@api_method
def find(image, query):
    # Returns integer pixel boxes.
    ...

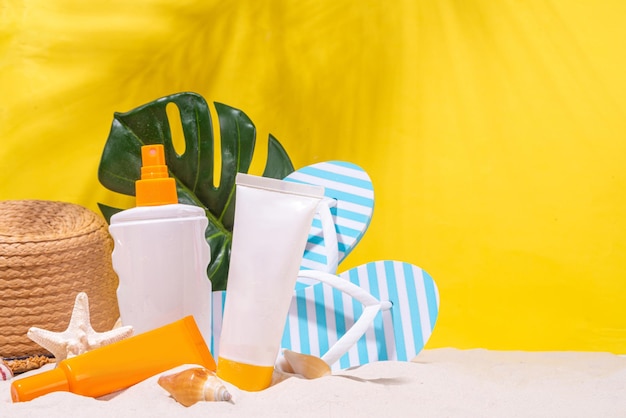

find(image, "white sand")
[2,349,625,417]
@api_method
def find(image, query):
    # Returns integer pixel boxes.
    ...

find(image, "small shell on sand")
[158,367,232,407]
[0,360,13,381]
[272,349,331,386]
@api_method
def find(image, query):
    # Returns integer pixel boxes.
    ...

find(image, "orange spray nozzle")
[135,145,178,206]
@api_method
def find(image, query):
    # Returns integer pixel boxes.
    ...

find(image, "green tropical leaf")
[97,203,123,224]
[263,133,296,180]
[98,92,294,290]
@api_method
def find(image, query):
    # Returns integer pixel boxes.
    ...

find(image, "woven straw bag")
[0,200,120,358]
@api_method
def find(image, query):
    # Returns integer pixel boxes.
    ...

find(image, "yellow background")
[1,0,625,352]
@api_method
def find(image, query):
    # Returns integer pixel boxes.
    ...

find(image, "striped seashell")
[0,360,13,381]
[158,367,232,407]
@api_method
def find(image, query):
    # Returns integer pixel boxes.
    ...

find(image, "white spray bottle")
[108,144,212,344]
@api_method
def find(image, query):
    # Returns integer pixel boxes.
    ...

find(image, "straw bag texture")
[0,200,120,358]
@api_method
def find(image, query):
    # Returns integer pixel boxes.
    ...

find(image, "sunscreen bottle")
[108,145,212,343]
[11,316,215,402]
[216,173,323,391]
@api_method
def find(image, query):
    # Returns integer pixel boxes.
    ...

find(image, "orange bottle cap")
[11,367,69,402]
[135,145,178,206]
[216,356,275,392]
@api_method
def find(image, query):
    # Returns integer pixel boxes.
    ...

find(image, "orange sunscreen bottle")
[11,316,215,402]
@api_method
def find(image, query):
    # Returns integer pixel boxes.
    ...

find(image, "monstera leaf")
[98,92,295,290]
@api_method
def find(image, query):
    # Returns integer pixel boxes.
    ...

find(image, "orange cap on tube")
[216,356,275,392]
[135,145,178,206]
[11,368,69,402]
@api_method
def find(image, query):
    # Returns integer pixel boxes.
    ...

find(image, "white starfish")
[27,292,134,361]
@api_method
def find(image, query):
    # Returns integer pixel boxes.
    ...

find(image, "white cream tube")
[216,173,323,391]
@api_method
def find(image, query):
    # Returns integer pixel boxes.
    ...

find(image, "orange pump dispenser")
[135,144,178,206]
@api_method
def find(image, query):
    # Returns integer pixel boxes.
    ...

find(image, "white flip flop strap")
[297,270,392,367]
[316,198,339,273]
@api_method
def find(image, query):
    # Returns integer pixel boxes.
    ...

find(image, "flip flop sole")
[281,260,439,370]
[284,161,374,274]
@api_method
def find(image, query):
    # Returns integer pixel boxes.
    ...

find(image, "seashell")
[281,349,331,378]
[158,367,232,407]
[272,349,331,386]
[0,360,14,381]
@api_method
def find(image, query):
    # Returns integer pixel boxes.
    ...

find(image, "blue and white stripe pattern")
[283,161,374,275]
[280,261,439,371]
[210,290,227,358]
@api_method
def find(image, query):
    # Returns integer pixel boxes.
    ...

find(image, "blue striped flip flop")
[210,260,439,371]
[281,261,439,370]
[283,161,374,278]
